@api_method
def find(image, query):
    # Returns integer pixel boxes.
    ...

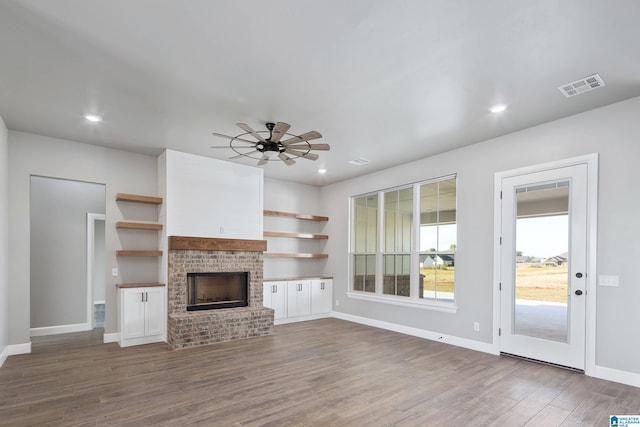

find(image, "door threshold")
[500,352,584,373]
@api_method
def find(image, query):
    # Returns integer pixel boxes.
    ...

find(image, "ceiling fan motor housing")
[257,122,286,153]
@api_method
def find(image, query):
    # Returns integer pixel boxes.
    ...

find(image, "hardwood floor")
[1,319,638,426]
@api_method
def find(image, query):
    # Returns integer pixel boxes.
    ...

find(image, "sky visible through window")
[517,215,568,258]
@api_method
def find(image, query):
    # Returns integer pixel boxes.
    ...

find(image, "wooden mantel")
[168,236,267,252]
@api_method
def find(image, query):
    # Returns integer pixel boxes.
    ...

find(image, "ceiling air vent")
[558,74,605,98]
[348,157,370,166]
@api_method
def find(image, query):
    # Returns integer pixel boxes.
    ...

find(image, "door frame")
[492,153,598,374]
[87,213,106,329]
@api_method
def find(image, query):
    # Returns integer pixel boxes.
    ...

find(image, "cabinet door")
[287,280,311,317]
[264,282,287,319]
[144,287,165,337]
[122,289,145,339]
[311,279,333,314]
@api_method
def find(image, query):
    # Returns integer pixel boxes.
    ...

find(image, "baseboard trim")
[589,364,640,388]
[30,323,90,337]
[8,342,31,355]
[103,332,119,344]
[332,312,498,355]
[0,346,8,367]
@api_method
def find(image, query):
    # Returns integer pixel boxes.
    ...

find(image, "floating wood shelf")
[116,282,166,289]
[264,253,328,259]
[263,231,328,240]
[263,210,328,222]
[116,221,163,230]
[116,193,163,205]
[116,250,163,257]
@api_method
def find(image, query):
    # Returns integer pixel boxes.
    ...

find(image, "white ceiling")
[1,1,640,186]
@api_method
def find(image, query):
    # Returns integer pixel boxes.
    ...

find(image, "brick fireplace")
[167,236,274,349]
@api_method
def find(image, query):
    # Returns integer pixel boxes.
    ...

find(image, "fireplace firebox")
[187,272,249,311]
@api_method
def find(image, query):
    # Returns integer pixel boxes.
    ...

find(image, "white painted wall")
[0,115,8,365]
[8,131,157,346]
[322,95,640,376]
[263,178,326,279]
[162,150,263,239]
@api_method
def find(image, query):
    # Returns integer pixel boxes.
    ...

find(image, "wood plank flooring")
[1,319,639,426]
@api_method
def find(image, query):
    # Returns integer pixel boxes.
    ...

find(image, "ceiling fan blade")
[229,150,258,160]
[270,122,291,143]
[236,123,267,142]
[211,133,258,145]
[286,143,331,151]
[285,148,319,160]
[280,131,322,146]
[278,152,296,166]
[257,155,269,166]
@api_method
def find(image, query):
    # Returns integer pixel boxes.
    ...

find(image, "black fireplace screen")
[187,272,249,311]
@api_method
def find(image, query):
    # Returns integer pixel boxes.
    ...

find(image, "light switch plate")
[599,275,619,287]
[111,268,119,277]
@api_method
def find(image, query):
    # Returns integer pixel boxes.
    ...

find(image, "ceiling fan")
[211,122,330,166]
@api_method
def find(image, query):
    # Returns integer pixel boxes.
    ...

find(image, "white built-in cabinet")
[263,281,287,321]
[311,279,333,314]
[263,278,333,324]
[118,285,166,347]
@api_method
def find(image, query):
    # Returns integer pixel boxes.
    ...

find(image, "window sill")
[346,291,457,313]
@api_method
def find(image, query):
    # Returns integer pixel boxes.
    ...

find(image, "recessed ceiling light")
[318,168,327,174]
[83,113,102,123]
[489,104,507,114]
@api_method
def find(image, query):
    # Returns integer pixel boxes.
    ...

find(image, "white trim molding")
[590,365,640,389]
[332,311,497,355]
[346,292,457,313]
[0,346,8,367]
[8,342,31,355]
[103,332,120,344]
[30,323,89,337]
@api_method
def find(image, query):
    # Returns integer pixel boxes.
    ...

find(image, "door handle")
[575,289,583,296]
[575,272,583,278]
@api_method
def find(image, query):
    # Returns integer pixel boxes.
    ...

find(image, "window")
[418,177,456,301]
[350,176,457,305]
[352,193,377,293]
[383,187,413,296]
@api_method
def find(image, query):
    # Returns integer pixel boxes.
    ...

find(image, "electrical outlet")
[219,226,225,234]
[335,299,340,307]
[473,322,480,332]
[111,268,119,277]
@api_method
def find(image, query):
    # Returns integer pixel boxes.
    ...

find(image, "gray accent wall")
[29,176,105,329]
[0,115,8,359]
[321,95,640,376]
[8,131,157,345]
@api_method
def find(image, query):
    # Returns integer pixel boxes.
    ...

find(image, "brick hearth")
[167,236,273,349]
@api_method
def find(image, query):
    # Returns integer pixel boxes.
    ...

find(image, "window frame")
[348,175,457,313]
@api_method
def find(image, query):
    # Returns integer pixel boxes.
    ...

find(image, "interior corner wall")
[0,115,9,362]
[8,131,157,345]
[321,95,640,376]
[29,176,105,329]
[263,178,326,279]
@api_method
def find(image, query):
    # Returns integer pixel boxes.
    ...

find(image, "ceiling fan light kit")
[211,121,330,166]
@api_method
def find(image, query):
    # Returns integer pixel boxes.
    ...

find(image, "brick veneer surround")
[167,237,273,349]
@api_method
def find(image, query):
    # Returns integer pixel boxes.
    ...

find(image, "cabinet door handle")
[145,292,149,302]
[141,292,144,303]
[320,282,325,290]
[272,285,277,293]
[299,283,302,291]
